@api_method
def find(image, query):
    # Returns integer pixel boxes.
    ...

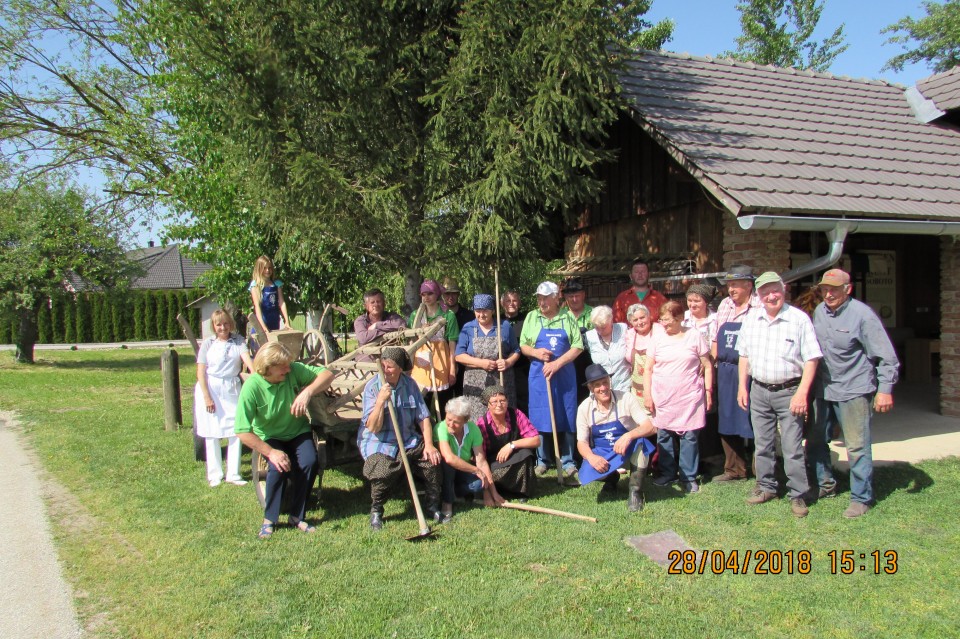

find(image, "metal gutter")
[738,214,960,283]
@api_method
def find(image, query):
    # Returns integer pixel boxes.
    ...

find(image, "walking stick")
[545,375,564,485]
[494,267,504,386]
[378,361,436,541]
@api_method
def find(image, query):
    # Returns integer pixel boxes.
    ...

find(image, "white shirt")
[736,304,822,384]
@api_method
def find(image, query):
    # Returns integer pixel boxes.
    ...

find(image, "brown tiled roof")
[916,66,960,113]
[126,244,209,290]
[618,51,960,220]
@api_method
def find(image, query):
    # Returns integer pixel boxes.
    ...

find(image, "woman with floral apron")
[456,294,520,420]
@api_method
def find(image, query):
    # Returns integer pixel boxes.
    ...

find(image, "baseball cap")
[818,269,850,286]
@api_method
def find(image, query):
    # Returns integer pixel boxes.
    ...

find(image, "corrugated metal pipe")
[738,215,960,284]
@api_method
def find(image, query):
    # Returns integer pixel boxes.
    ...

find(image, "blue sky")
[644,0,936,86]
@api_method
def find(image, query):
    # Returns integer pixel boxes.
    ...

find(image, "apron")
[412,311,453,391]
[528,317,576,434]
[578,403,655,484]
[463,324,516,407]
[259,282,281,330]
[716,321,753,438]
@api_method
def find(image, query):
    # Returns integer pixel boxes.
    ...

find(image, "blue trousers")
[808,395,874,504]
[657,428,700,483]
[441,462,484,504]
[263,431,317,523]
[537,431,576,472]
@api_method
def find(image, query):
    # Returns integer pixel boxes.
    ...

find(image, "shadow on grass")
[817,461,934,505]
[38,355,169,372]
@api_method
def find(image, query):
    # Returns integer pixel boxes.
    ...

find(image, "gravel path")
[1,413,83,639]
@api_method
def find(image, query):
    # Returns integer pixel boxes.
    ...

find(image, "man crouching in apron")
[576,364,656,511]
[519,281,583,481]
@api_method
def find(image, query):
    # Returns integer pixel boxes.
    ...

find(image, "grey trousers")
[750,384,809,500]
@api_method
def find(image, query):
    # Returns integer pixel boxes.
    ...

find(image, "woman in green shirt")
[434,397,503,522]
[235,342,333,539]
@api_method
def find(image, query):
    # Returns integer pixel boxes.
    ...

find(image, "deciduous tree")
[0,176,137,362]
[725,0,848,71]
[883,0,960,73]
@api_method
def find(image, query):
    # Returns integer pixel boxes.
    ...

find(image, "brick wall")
[722,214,791,273]
[940,237,960,416]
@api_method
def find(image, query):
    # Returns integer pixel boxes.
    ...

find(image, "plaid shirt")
[737,303,822,384]
[358,374,430,460]
[711,293,761,343]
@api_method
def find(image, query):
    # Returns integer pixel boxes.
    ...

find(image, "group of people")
[195,254,899,538]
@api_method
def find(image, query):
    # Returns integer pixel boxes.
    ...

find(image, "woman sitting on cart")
[360,347,443,531]
[234,342,333,539]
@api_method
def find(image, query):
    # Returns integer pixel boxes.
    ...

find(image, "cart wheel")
[252,432,326,509]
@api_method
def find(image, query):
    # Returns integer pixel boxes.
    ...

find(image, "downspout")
[738,215,960,283]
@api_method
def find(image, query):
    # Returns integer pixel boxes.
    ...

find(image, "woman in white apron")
[195,310,253,487]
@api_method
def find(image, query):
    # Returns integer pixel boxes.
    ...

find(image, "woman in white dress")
[195,309,254,487]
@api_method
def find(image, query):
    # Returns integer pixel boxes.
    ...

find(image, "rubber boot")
[628,471,645,512]
[370,504,384,531]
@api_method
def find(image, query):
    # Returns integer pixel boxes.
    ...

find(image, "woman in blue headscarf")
[456,293,521,417]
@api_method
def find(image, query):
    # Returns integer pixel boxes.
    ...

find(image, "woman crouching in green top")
[234,342,333,539]
[434,397,504,523]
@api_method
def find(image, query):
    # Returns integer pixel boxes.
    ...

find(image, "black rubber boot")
[628,471,645,512]
[601,475,619,494]
[370,505,384,531]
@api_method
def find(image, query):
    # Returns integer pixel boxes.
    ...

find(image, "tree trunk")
[403,266,422,317]
[15,307,37,364]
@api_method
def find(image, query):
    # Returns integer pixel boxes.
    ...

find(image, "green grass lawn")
[1,349,958,638]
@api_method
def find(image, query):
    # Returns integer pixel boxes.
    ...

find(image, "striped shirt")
[358,374,431,460]
[737,304,822,384]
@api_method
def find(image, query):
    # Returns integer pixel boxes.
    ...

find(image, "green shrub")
[36,299,52,344]
[75,293,91,343]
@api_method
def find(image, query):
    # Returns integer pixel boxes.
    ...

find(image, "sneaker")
[226,478,248,486]
[745,488,777,505]
[209,478,222,488]
[440,511,453,524]
[562,465,578,478]
[682,481,700,494]
[534,463,548,477]
[652,475,677,487]
[790,497,809,518]
[843,502,871,519]
[712,473,746,482]
[818,485,838,499]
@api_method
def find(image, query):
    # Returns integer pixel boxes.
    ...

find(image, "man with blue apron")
[711,266,759,482]
[519,281,583,480]
[575,364,656,511]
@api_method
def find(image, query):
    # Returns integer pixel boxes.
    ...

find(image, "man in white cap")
[807,268,899,518]
[520,281,583,480]
[737,271,822,518]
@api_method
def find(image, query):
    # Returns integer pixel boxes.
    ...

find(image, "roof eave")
[623,107,744,217]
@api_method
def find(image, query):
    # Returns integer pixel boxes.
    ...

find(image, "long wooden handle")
[494,268,504,386]
[501,501,597,523]
[379,364,430,535]
[545,376,563,484]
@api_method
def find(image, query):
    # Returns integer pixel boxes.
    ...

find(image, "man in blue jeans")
[807,269,899,519]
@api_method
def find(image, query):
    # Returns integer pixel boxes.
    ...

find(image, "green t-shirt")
[519,309,584,349]
[409,308,459,342]
[234,362,326,442]
[434,420,483,462]
[565,304,594,331]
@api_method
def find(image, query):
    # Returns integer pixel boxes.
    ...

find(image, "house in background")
[128,242,218,339]
[561,51,960,414]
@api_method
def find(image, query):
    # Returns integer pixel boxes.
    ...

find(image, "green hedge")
[1,290,203,345]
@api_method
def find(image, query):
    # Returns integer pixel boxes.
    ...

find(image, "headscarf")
[473,293,495,311]
[419,279,446,310]
[380,347,412,372]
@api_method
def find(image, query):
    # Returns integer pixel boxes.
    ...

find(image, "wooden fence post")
[161,348,182,431]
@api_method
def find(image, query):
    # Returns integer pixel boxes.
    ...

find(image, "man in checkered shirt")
[736,272,822,518]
